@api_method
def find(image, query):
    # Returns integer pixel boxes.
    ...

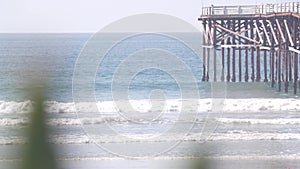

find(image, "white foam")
[0,136,25,145]
[209,132,300,141]
[0,98,299,114]
[0,118,29,126]
[2,154,300,162]
[0,100,33,114]
[0,117,175,126]
[217,118,300,125]
[2,116,299,127]
[1,132,300,145]
[56,154,300,161]
[223,99,300,112]
[1,116,298,127]
[47,117,131,126]
[44,101,76,114]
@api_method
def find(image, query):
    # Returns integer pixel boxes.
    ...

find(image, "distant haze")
[0,0,287,33]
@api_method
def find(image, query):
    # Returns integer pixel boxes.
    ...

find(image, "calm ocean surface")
[0,33,299,169]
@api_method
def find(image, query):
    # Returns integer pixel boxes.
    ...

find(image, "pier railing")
[202,2,300,16]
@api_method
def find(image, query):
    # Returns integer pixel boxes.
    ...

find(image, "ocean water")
[0,33,300,169]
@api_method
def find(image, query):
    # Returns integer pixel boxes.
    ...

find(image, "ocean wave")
[2,116,300,127]
[1,99,300,114]
[56,154,300,161]
[0,117,179,127]
[1,132,300,145]
[0,118,29,126]
[2,154,300,162]
[47,132,300,143]
[0,100,33,114]
[217,118,300,125]
[41,132,300,142]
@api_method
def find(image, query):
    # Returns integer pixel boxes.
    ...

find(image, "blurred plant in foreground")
[19,85,58,169]
[192,157,210,169]
[189,144,212,169]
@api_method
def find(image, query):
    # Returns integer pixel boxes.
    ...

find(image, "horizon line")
[0,32,95,34]
[0,31,202,34]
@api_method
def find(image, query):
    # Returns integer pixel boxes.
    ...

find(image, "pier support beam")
[226,38,231,82]
[263,50,268,82]
[221,20,225,82]
[244,20,249,82]
[250,20,255,82]
[271,47,275,87]
[206,46,210,82]
[226,20,231,82]
[238,20,242,82]
[292,17,298,94]
[213,20,217,82]
[221,44,225,82]
[277,43,282,92]
[283,46,288,93]
[202,20,207,81]
[232,20,236,82]
[293,52,298,94]
[256,46,261,82]
[256,20,261,82]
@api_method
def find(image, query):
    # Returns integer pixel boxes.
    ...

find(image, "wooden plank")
[254,20,263,44]
[207,20,214,45]
[260,20,271,45]
[284,19,295,47]
[260,46,271,50]
[214,24,260,44]
[275,18,286,43]
[221,44,255,48]
[202,45,214,48]
[289,47,300,54]
[267,20,279,45]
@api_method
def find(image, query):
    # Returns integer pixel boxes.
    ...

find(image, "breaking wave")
[0,98,299,114]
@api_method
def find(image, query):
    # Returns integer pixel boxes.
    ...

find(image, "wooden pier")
[198,2,300,94]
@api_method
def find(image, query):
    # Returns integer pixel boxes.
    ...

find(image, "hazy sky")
[0,0,290,33]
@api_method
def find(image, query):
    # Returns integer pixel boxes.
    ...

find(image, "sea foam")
[0,99,299,114]
[1,132,300,145]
